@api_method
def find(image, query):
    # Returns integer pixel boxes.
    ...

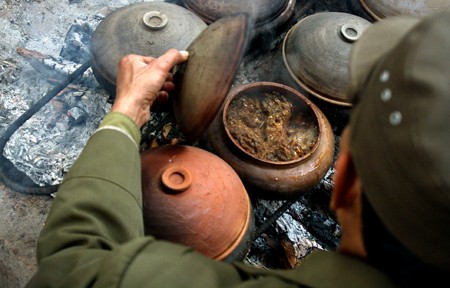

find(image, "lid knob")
[161,166,192,193]
[143,11,168,30]
[340,23,362,42]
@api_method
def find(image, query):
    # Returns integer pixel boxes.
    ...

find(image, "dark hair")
[361,193,446,287]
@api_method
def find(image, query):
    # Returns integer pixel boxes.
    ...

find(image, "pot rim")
[222,82,323,166]
[214,193,252,260]
[358,0,382,21]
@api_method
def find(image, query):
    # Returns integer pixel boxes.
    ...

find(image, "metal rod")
[253,197,300,238]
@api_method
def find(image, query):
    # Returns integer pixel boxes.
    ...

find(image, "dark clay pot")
[141,145,253,262]
[357,0,450,20]
[90,2,206,96]
[182,0,294,26]
[207,82,335,199]
[282,12,372,107]
[182,0,296,54]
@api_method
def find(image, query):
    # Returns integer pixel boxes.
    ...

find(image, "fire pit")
[0,2,347,285]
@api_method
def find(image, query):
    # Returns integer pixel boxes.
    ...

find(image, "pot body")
[141,145,253,261]
[90,2,206,96]
[207,82,335,199]
[282,12,371,107]
[359,0,450,20]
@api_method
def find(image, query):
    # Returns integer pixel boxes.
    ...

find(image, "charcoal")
[60,23,93,64]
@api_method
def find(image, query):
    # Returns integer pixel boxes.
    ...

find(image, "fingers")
[113,50,188,127]
[118,50,188,70]
[157,90,170,103]
[142,56,155,64]
[151,49,189,73]
[161,73,175,91]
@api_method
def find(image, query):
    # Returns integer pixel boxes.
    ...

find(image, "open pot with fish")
[207,82,335,199]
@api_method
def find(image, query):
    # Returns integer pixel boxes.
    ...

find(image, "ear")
[330,151,360,211]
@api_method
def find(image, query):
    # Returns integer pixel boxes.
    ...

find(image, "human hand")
[111,49,189,128]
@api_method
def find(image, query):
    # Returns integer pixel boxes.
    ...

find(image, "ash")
[0,0,360,270]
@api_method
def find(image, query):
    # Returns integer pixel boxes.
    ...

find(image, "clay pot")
[181,0,295,53]
[357,0,450,20]
[141,145,253,262]
[207,82,335,199]
[182,0,295,27]
[90,2,207,96]
[282,12,371,107]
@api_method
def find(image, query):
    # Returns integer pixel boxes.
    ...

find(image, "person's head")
[331,9,450,283]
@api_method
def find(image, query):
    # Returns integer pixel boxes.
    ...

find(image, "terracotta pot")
[357,0,450,20]
[90,2,206,96]
[282,12,372,107]
[207,82,335,199]
[141,145,253,262]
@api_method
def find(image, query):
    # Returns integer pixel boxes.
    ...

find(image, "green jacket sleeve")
[25,113,284,288]
[26,113,395,288]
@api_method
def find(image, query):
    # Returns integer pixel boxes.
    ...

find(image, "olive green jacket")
[27,113,396,288]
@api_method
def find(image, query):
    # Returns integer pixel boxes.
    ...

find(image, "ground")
[0,0,372,287]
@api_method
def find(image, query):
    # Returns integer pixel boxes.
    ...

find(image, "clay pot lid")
[141,145,251,260]
[282,12,371,107]
[182,0,291,26]
[359,0,450,20]
[173,14,250,143]
[90,2,207,94]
